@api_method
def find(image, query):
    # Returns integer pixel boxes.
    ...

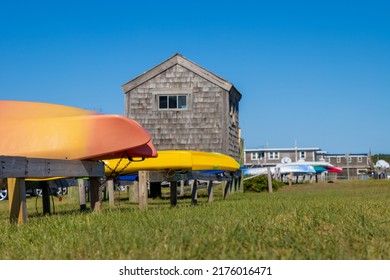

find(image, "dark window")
[168,96,177,108]
[178,95,187,109]
[159,96,168,109]
[159,95,187,110]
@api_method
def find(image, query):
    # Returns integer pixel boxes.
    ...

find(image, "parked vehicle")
[0,178,68,201]
[0,179,7,201]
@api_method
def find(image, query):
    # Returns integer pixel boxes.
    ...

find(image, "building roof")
[326,153,368,156]
[121,53,242,99]
[245,147,322,152]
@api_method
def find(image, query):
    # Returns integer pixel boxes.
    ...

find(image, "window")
[251,153,258,160]
[268,152,279,160]
[300,151,306,159]
[337,157,341,163]
[358,157,363,163]
[158,95,187,110]
[251,152,264,160]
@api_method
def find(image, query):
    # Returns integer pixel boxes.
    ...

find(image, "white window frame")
[250,152,259,160]
[158,94,188,110]
[153,90,192,111]
[299,151,306,159]
[337,157,341,163]
[268,152,279,160]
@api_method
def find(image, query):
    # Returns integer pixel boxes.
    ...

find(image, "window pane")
[178,95,187,109]
[168,96,177,109]
[159,96,168,109]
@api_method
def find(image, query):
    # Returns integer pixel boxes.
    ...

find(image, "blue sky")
[1,0,389,154]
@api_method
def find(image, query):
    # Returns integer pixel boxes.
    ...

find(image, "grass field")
[1,180,390,260]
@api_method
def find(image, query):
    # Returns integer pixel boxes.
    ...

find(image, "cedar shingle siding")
[122,54,241,161]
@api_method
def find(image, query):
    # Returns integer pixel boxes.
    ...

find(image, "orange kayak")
[0,100,157,160]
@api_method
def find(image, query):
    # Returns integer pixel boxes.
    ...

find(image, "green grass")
[1,180,390,260]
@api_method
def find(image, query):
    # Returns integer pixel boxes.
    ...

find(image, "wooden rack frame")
[1,155,104,224]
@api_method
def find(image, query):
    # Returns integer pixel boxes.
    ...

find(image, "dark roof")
[122,53,242,100]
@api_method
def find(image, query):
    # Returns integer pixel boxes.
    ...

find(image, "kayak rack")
[1,155,243,225]
[0,155,104,224]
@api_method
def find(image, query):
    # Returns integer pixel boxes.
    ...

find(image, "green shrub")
[243,175,284,192]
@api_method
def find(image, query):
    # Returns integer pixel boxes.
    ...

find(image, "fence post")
[223,180,230,199]
[179,180,185,197]
[129,181,139,203]
[138,171,148,210]
[107,179,115,208]
[170,181,178,207]
[41,181,51,215]
[89,177,101,211]
[77,179,87,211]
[267,167,273,193]
[207,180,214,203]
[191,179,198,204]
[7,178,27,224]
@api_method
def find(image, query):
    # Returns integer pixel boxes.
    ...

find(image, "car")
[0,178,68,201]
[0,179,7,201]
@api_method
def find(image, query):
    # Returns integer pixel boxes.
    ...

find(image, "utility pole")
[294,140,298,162]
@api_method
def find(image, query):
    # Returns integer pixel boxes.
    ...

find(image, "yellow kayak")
[104,150,240,176]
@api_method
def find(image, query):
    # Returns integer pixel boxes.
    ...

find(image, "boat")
[0,100,157,160]
[103,150,240,177]
[243,165,315,176]
[243,161,342,176]
[278,161,343,173]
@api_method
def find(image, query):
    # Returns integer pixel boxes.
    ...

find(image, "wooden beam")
[150,182,162,198]
[170,181,178,207]
[179,180,185,197]
[107,179,115,208]
[89,177,101,212]
[129,181,139,203]
[207,180,214,203]
[267,167,273,193]
[0,156,104,178]
[191,179,198,204]
[138,171,148,210]
[238,172,244,193]
[230,177,236,193]
[77,179,87,211]
[1,157,26,178]
[41,181,51,215]
[2,156,105,224]
[288,172,293,186]
[235,177,240,192]
[223,180,230,199]
[7,178,27,224]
